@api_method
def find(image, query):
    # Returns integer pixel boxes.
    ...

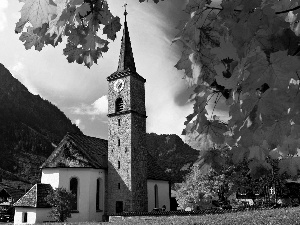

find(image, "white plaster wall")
[41,169,60,188]
[35,208,53,223]
[41,168,105,222]
[147,180,170,211]
[14,208,36,224]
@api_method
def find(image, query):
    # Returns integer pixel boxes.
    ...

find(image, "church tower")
[106,8,148,214]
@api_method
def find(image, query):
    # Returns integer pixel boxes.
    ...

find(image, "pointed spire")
[117,4,136,73]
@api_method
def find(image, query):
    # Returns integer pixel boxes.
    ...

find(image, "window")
[23,212,28,223]
[118,139,120,146]
[118,119,121,126]
[96,178,103,211]
[154,184,159,208]
[70,177,78,211]
[115,98,124,112]
[118,183,120,189]
[118,161,120,169]
[96,179,100,210]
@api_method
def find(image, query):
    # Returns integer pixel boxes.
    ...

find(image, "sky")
[0,0,228,140]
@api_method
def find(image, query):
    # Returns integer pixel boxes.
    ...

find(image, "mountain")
[0,63,82,184]
[146,133,199,182]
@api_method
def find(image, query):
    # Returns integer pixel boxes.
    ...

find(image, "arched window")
[115,98,124,112]
[96,178,103,211]
[70,177,78,211]
[154,184,159,208]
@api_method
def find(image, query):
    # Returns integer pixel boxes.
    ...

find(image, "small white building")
[13,11,171,223]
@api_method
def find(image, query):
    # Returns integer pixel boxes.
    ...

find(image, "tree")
[175,164,223,210]
[45,187,76,222]
[15,0,300,178]
[176,147,290,209]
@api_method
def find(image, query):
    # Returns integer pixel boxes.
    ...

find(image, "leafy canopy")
[15,0,123,68]
[15,0,300,178]
[174,0,300,179]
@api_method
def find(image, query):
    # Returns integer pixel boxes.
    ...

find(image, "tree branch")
[204,5,300,15]
[275,5,300,14]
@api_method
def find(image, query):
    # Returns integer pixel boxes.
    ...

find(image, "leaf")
[242,50,269,92]
[231,146,249,164]
[15,0,57,33]
[278,157,300,177]
[63,42,84,64]
[47,1,75,44]
[175,47,193,80]
[269,51,300,88]
[82,30,109,51]
[263,118,291,147]
[197,118,228,145]
[103,17,121,41]
[19,25,56,51]
[248,146,266,161]
[185,0,211,14]
[210,36,238,61]
[277,135,300,157]
[241,89,291,122]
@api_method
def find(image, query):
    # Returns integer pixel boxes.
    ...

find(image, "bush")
[45,187,76,222]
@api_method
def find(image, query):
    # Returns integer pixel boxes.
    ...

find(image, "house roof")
[42,133,170,181]
[0,186,24,202]
[13,183,52,208]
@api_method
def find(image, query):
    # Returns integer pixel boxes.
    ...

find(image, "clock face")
[114,79,125,92]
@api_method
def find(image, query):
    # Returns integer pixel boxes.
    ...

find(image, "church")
[13,10,171,224]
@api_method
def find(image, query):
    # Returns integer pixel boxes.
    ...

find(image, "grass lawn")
[113,207,300,225]
[34,207,300,225]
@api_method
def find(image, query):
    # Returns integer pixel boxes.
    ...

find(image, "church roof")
[41,133,108,169]
[42,133,170,181]
[13,184,52,208]
[107,12,145,83]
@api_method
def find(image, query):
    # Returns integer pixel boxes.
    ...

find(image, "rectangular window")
[118,183,120,189]
[118,119,121,126]
[118,161,120,169]
[118,139,120,146]
[96,179,100,210]
[23,212,28,223]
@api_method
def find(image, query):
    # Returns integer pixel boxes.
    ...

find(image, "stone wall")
[107,74,148,214]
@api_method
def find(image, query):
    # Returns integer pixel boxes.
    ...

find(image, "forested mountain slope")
[0,63,81,183]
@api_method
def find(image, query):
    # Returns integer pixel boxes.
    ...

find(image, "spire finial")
[115,2,136,73]
[123,3,128,21]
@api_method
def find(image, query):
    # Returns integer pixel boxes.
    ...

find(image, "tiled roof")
[14,184,52,208]
[42,133,170,181]
[41,133,108,169]
[107,68,146,82]
[0,187,24,202]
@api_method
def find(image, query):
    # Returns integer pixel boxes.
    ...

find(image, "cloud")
[74,119,85,129]
[0,0,8,32]
[75,119,81,126]
[71,95,108,116]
